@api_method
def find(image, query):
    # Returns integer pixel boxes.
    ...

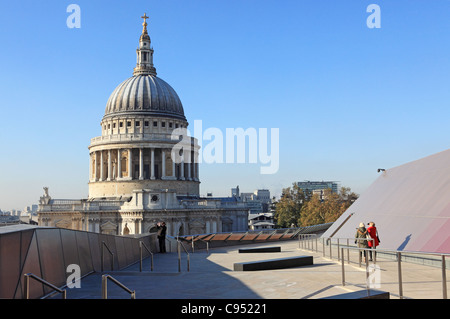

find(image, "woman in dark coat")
[355,222,369,262]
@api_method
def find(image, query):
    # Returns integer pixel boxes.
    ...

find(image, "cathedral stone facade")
[37,15,249,236]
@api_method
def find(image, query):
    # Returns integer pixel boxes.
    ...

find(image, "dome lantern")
[133,13,157,76]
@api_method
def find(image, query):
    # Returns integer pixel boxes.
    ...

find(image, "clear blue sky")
[1,0,450,211]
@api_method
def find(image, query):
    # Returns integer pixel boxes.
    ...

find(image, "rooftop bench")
[321,289,390,299]
[238,246,281,253]
[234,255,313,271]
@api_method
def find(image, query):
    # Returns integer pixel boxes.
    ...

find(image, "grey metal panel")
[114,236,126,269]
[16,231,43,299]
[130,237,140,261]
[88,232,101,272]
[0,232,22,298]
[123,237,134,266]
[75,230,94,275]
[0,226,157,298]
[60,229,80,271]
[20,229,35,266]
[35,229,66,295]
[106,234,119,269]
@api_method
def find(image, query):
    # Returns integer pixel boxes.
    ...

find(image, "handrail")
[298,234,318,251]
[23,273,66,299]
[101,241,114,272]
[102,274,135,299]
[199,238,210,254]
[314,236,450,299]
[191,237,209,254]
[323,237,374,261]
[139,241,154,272]
[177,239,190,272]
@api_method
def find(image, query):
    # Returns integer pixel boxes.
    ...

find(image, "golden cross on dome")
[141,13,149,25]
[141,13,149,34]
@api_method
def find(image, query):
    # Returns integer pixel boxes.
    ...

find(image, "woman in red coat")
[367,222,380,261]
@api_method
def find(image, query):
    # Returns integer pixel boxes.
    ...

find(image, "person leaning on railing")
[355,222,369,263]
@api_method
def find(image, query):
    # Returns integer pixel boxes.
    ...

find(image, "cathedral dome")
[104,75,186,120]
[103,13,186,121]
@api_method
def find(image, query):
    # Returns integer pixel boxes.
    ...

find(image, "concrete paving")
[59,239,448,300]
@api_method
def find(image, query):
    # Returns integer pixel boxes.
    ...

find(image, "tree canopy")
[274,184,358,228]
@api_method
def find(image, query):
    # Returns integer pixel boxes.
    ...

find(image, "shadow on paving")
[61,250,262,299]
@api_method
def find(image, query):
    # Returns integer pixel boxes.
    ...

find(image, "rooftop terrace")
[1,224,448,314]
[47,235,449,301]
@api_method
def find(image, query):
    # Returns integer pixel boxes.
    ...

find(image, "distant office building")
[231,187,275,229]
[22,205,38,216]
[253,189,271,204]
[231,186,240,198]
[248,213,275,230]
[296,181,339,194]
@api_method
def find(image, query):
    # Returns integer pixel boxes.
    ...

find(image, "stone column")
[95,219,100,233]
[100,151,105,181]
[89,153,92,182]
[107,150,112,181]
[134,219,142,235]
[172,159,176,179]
[192,152,196,182]
[206,218,211,234]
[92,152,97,182]
[139,148,144,180]
[151,148,155,180]
[117,149,122,178]
[180,156,185,180]
[194,150,199,181]
[161,149,166,179]
[187,151,192,181]
[93,152,98,182]
[128,149,133,179]
[88,219,94,232]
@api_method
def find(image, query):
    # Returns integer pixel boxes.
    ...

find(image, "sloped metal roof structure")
[322,149,450,254]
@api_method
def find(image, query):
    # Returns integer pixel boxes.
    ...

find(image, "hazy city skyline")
[2,1,450,211]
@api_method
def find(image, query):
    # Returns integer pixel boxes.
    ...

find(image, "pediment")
[55,219,71,229]
[101,220,118,231]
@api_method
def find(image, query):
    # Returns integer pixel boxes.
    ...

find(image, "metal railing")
[326,237,375,264]
[101,241,114,272]
[177,239,190,272]
[101,274,135,299]
[300,236,449,299]
[23,273,66,299]
[191,237,209,254]
[338,246,449,299]
[139,241,154,272]
[298,234,318,251]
